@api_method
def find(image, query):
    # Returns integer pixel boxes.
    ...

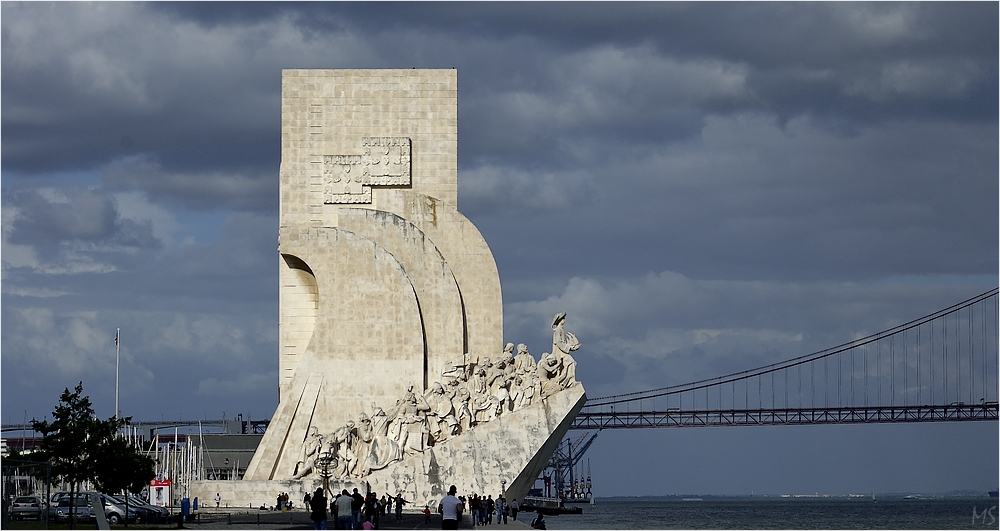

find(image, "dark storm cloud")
[471,115,997,286]
[102,155,276,211]
[1,2,283,177]
[5,187,159,248]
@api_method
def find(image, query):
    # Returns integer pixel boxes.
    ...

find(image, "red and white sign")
[150,478,171,507]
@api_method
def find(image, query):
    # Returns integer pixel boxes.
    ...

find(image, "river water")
[538,497,997,529]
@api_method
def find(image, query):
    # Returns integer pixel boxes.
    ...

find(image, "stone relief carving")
[293,313,582,480]
[323,137,412,204]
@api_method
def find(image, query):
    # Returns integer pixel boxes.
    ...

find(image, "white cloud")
[113,191,180,246]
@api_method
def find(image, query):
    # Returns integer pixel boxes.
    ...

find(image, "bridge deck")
[572,403,999,429]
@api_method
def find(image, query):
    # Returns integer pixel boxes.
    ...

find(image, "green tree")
[33,383,104,529]
[92,434,156,526]
[31,382,151,528]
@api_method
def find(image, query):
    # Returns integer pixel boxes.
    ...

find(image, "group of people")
[301,487,409,530]
[438,486,536,530]
[275,492,295,511]
[466,493,519,525]
[294,313,582,482]
[300,483,540,531]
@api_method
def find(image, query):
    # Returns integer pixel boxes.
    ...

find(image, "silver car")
[52,498,93,522]
[9,495,44,520]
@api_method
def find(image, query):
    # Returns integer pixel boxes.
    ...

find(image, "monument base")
[191,384,585,509]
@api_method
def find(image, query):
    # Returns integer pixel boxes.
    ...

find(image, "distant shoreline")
[596,491,995,502]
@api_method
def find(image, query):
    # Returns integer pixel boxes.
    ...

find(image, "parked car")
[123,493,170,519]
[50,491,121,523]
[98,494,134,524]
[110,494,163,523]
[49,492,92,521]
[52,499,93,522]
[9,495,44,520]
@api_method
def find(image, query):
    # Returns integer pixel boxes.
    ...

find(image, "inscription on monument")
[324,137,411,204]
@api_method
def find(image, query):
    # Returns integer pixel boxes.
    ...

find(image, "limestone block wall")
[379,190,503,367]
[337,208,465,386]
[277,69,471,402]
[278,255,318,397]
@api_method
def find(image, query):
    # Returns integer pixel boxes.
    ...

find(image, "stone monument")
[190,69,585,508]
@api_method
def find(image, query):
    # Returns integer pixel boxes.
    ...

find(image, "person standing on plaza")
[496,496,507,524]
[336,490,354,530]
[486,495,495,525]
[310,488,328,530]
[351,488,364,529]
[215,493,221,508]
[438,485,464,530]
[331,493,339,530]
[509,498,518,521]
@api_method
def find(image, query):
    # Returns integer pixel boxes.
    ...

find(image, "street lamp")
[317,450,336,495]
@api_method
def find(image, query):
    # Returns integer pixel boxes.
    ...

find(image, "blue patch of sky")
[173,209,228,246]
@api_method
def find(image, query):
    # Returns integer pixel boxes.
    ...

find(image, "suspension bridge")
[572,288,999,430]
[542,288,999,500]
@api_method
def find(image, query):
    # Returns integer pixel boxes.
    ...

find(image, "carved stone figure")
[537,352,565,397]
[493,375,512,414]
[396,385,431,456]
[441,353,472,381]
[366,405,401,471]
[352,413,375,477]
[293,427,324,479]
[331,422,358,478]
[551,312,580,387]
[514,343,536,375]
[424,381,458,444]
[452,386,473,431]
[468,366,499,422]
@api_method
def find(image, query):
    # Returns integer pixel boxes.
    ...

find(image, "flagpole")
[115,328,120,419]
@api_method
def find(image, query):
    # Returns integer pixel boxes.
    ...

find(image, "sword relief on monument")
[324,137,412,204]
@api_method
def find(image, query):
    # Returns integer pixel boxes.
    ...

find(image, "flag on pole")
[115,330,119,346]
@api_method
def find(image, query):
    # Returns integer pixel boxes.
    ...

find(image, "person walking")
[438,485,464,530]
[470,495,480,525]
[509,499,518,521]
[215,493,221,508]
[310,488,328,530]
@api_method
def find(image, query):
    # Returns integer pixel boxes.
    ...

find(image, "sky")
[2,2,997,496]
